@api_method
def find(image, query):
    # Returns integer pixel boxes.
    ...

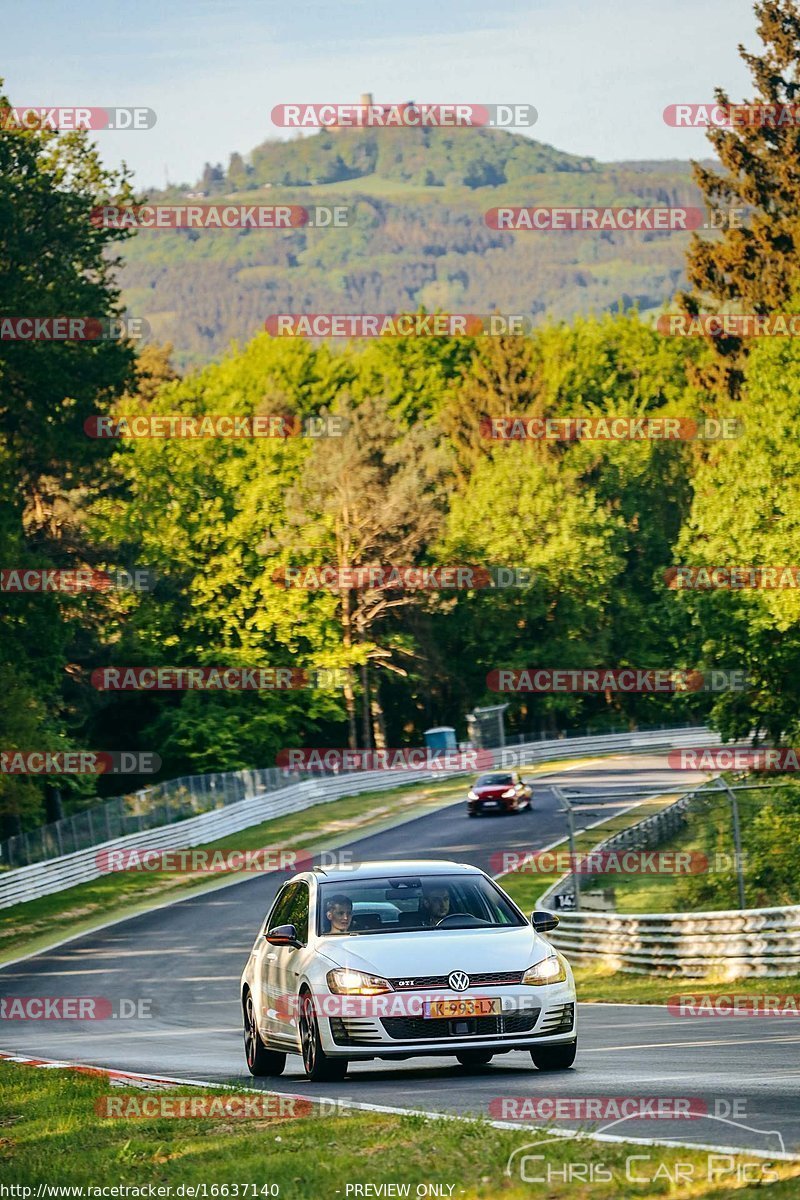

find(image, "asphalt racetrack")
[2,753,798,1156]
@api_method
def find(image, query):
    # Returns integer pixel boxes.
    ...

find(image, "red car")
[467,771,533,817]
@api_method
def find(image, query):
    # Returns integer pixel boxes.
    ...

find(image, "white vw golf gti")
[240,859,577,1080]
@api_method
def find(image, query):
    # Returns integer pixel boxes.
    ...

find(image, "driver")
[325,894,353,934]
[420,885,451,926]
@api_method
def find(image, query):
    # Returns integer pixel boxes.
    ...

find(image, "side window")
[286,882,310,944]
[265,883,298,932]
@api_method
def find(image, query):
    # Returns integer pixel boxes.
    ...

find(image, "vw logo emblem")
[448,970,470,992]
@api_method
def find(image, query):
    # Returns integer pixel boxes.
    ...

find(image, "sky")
[2,0,760,189]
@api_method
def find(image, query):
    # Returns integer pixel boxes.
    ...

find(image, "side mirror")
[531,910,559,933]
[265,923,301,947]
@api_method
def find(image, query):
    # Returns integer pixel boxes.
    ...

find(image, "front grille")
[381,1009,539,1041]
[390,970,524,991]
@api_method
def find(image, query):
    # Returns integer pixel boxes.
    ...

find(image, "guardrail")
[546,905,800,978]
[540,788,702,910]
[538,780,800,977]
[0,725,716,911]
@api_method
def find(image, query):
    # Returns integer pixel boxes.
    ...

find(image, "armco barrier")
[545,905,800,978]
[541,788,701,910]
[537,780,800,978]
[0,726,715,910]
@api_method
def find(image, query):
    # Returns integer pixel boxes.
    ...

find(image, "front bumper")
[317,983,576,1059]
[467,794,514,814]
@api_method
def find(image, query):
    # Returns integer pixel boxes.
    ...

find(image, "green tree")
[669,334,800,744]
[0,80,138,829]
[679,0,800,398]
[280,392,450,748]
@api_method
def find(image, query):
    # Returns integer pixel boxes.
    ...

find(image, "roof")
[310,859,482,882]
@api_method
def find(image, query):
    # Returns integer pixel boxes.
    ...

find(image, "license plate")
[482,800,499,807]
[422,997,501,1019]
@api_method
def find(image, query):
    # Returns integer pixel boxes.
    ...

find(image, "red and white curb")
[2,1050,796,1161]
[0,1049,191,1089]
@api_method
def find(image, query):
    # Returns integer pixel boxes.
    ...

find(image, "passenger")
[325,894,353,934]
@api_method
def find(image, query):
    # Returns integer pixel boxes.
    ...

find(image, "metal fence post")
[718,778,746,911]
[554,785,580,912]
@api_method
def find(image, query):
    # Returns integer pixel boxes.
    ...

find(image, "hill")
[119,125,708,368]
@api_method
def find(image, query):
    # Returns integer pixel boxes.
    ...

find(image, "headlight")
[327,968,393,995]
[501,787,516,798]
[522,954,567,986]
[468,790,478,800]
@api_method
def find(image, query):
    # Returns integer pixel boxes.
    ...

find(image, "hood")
[319,925,552,977]
[475,784,512,796]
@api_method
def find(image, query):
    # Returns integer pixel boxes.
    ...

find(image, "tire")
[467,810,477,818]
[243,989,286,1077]
[456,1050,493,1067]
[530,1040,577,1070]
[299,991,348,1081]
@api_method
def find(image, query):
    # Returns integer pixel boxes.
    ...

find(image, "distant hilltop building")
[330,94,418,132]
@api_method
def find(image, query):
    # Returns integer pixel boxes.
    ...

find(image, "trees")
[671,334,800,744]
[281,392,450,748]
[680,0,800,398]
[0,79,137,832]
[0,80,135,525]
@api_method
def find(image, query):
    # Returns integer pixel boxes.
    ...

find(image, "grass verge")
[1,1061,798,1197]
[0,777,464,965]
[496,789,688,914]
[572,963,800,1004]
[496,784,800,1005]
[0,754,595,965]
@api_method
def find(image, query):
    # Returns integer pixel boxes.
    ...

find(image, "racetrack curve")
[2,752,798,1156]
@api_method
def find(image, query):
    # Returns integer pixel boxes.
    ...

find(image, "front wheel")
[467,810,477,818]
[243,990,286,1076]
[456,1050,493,1068]
[299,992,348,1081]
[531,1040,577,1070]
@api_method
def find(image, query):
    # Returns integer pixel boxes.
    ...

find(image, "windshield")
[476,773,514,786]
[317,873,526,936]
